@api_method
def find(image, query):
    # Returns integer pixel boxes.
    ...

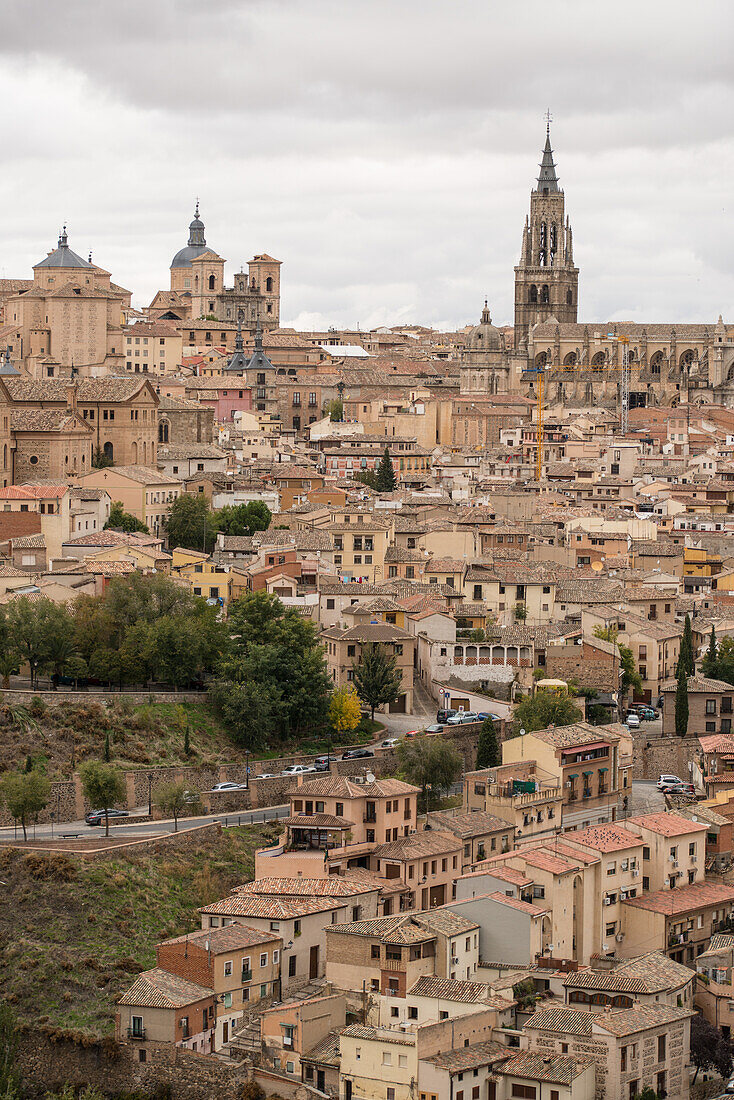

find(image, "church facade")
[462,127,734,410]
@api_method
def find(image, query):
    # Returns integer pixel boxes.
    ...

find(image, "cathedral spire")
[537,116,559,193]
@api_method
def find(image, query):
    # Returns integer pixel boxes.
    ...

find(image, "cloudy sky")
[1,0,733,331]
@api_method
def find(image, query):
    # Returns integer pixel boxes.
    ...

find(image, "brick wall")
[157,940,213,989]
[545,643,619,691]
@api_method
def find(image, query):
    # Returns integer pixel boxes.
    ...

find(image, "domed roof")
[170,202,210,269]
[466,301,504,352]
[35,227,93,270]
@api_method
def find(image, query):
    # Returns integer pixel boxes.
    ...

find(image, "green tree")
[679,612,695,676]
[375,447,397,492]
[351,642,402,721]
[154,780,200,832]
[6,597,71,688]
[328,398,344,422]
[329,684,362,740]
[397,738,462,812]
[476,716,500,769]
[215,591,331,744]
[354,470,378,490]
[702,624,718,677]
[105,500,149,533]
[675,663,689,738]
[512,692,583,737]
[165,493,218,552]
[215,501,272,537]
[78,761,126,837]
[92,445,114,469]
[514,602,527,622]
[1,770,49,836]
[469,628,486,643]
[0,606,20,688]
[0,769,50,841]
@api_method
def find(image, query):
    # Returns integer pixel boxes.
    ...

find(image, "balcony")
[127,1027,146,1040]
[382,957,404,971]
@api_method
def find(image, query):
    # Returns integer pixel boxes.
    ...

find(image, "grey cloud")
[0,0,733,329]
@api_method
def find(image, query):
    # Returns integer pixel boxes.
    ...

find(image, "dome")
[170,202,209,269]
[35,227,93,270]
[466,301,504,353]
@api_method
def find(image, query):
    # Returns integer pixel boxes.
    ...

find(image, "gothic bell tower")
[514,120,579,349]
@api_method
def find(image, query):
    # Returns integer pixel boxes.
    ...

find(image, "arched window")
[208,275,216,290]
[612,996,634,1008]
[194,275,199,290]
[563,352,577,366]
[540,285,550,304]
[591,352,606,370]
[265,276,273,292]
[158,420,169,443]
[103,441,113,462]
[529,285,538,304]
[650,351,664,375]
[566,290,573,305]
[131,441,138,463]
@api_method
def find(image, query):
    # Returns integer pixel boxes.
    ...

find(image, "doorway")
[222,1021,229,1044]
[309,945,319,979]
[317,1070,325,1092]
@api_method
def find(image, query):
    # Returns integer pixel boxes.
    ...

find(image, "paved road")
[0,804,290,843]
[625,779,666,817]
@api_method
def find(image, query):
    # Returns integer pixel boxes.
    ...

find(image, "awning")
[582,771,593,776]
[562,742,610,755]
[599,767,608,773]
[568,773,579,779]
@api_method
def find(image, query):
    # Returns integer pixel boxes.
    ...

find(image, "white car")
[381,738,400,748]
[624,713,640,728]
[281,764,316,776]
[657,774,683,790]
[254,773,279,780]
[211,781,248,792]
[446,711,479,725]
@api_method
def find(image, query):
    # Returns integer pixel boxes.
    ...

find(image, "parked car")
[667,782,696,799]
[404,730,421,739]
[424,724,445,734]
[312,756,331,771]
[657,773,683,790]
[85,808,130,826]
[381,738,400,748]
[447,711,479,725]
[254,773,279,780]
[624,713,640,728]
[477,712,503,723]
[211,781,248,792]
[637,706,659,720]
[436,708,457,724]
[342,748,375,760]
[281,764,316,776]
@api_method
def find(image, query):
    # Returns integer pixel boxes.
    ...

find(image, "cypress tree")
[675,663,689,738]
[476,717,500,769]
[703,624,718,678]
[375,447,397,492]
[680,613,695,676]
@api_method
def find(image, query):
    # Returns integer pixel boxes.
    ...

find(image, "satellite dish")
[590,561,604,572]
[365,771,376,783]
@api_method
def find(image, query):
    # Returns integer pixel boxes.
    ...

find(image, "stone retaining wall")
[0,821,224,861]
[631,733,699,781]
[16,1029,251,1100]
[0,689,204,707]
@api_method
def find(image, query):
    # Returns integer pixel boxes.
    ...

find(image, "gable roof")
[118,968,213,1009]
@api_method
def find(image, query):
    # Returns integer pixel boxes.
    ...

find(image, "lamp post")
[245,750,250,791]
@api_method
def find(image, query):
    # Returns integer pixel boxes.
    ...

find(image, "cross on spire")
[195,197,200,217]
[544,108,553,136]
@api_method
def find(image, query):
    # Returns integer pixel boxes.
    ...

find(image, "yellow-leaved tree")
[328,684,362,740]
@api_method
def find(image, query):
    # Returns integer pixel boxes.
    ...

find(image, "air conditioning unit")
[672,860,679,869]
[283,1036,293,1048]
[691,855,697,863]
[664,877,670,885]
[451,956,459,964]
[616,933,625,943]
[604,897,611,906]
[632,870,639,878]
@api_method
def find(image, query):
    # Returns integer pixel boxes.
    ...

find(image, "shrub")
[22,853,77,882]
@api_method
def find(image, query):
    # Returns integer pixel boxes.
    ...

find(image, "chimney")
[66,384,78,414]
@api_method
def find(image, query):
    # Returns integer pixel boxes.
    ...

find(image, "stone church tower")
[514,124,578,351]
